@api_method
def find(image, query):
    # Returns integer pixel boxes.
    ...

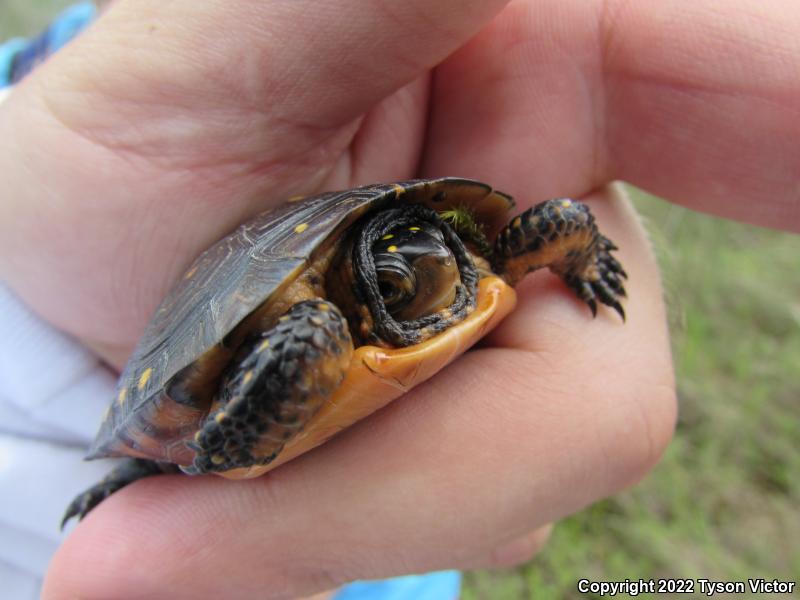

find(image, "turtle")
[63,177,627,527]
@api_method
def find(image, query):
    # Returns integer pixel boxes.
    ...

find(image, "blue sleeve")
[0,38,28,88]
[0,1,96,88]
[333,571,462,600]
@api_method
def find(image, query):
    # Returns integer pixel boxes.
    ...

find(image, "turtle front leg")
[62,458,179,528]
[185,300,353,475]
[493,198,627,319]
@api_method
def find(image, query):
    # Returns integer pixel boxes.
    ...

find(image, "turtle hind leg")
[61,458,178,528]
[184,299,353,475]
[493,198,627,319]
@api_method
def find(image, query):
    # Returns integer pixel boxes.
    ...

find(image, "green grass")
[3,4,799,598]
[0,0,76,38]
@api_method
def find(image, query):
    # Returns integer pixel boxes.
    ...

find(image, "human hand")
[0,0,793,598]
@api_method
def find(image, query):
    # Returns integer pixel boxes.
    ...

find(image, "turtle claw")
[582,235,626,319]
[563,235,627,321]
[60,458,175,529]
[587,297,598,318]
[577,284,626,321]
[61,480,122,529]
[610,299,626,322]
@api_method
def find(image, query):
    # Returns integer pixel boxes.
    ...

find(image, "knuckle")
[609,377,678,489]
[484,526,553,569]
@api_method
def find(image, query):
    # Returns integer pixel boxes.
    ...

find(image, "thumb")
[36,0,512,128]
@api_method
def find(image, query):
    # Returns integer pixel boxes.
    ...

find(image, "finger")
[424,0,800,230]
[43,187,676,600]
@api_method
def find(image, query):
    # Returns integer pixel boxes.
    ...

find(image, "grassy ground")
[4,4,799,598]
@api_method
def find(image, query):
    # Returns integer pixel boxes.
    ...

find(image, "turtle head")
[372,221,459,322]
[347,203,479,348]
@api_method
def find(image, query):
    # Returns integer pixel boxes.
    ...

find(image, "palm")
[6,59,432,366]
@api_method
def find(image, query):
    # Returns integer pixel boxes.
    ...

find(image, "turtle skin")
[63,179,628,526]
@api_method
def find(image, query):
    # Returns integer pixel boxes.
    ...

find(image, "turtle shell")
[91,178,514,463]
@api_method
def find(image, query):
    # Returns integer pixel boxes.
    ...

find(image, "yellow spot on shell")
[279,315,290,322]
[409,226,420,231]
[137,368,152,390]
[512,217,522,229]
[184,265,198,279]
[561,199,573,207]
[294,223,309,234]
[288,195,305,202]
[243,370,254,385]
[194,431,202,442]
[215,412,227,424]
[381,234,394,240]
[211,454,225,465]
[393,184,405,197]
[387,245,398,252]
[317,303,330,311]
[117,388,127,405]
[257,339,270,353]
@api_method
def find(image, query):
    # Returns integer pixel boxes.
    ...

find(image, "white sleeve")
[0,282,120,597]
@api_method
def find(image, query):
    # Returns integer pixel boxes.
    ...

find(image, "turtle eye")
[372,224,460,321]
[374,254,417,314]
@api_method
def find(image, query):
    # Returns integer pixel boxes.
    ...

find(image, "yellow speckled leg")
[184,300,353,474]
[493,199,627,319]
